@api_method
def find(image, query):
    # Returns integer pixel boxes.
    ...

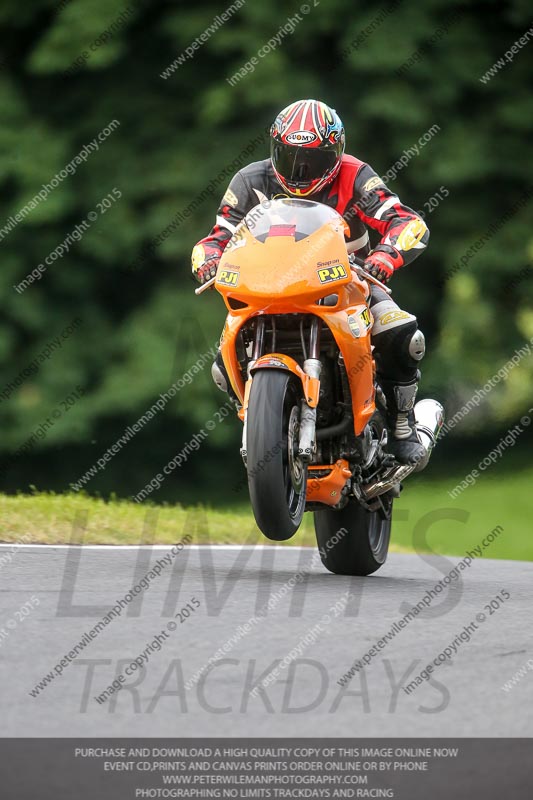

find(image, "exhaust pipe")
[360,463,417,501]
[360,398,444,499]
[412,399,445,472]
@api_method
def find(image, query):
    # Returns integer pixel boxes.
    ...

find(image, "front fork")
[240,316,322,465]
[298,317,321,462]
[240,317,266,465]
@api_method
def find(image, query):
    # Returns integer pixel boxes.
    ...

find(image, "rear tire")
[314,497,392,575]
[247,370,307,541]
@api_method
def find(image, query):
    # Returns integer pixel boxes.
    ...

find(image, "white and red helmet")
[270,99,345,197]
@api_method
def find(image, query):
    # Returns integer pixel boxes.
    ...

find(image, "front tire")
[314,497,392,575]
[247,370,307,541]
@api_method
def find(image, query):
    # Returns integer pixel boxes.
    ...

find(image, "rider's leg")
[369,287,426,465]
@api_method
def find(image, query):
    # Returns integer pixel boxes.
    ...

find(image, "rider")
[191,99,429,465]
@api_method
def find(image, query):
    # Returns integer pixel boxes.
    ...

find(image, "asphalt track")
[1,543,532,736]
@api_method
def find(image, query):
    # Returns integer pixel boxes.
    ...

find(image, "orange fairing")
[307,460,352,506]
[217,200,376,436]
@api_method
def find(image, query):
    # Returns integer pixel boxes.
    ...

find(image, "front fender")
[250,354,320,408]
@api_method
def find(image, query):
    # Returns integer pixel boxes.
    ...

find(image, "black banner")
[0,738,531,799]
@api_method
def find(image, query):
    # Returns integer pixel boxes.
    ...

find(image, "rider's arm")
[191,171,257,283]
[349,164,429,280]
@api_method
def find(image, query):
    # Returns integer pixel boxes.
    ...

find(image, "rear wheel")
[247,370,307,540]
[314,496,392,575]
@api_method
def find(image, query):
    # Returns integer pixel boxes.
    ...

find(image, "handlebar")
[194,260,391,296]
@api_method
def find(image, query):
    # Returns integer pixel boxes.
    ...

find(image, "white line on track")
[0,544,314,551]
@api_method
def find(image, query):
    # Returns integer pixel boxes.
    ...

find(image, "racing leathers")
[192,155,430,465]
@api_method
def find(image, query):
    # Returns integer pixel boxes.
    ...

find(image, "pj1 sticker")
[217,269,239,287]
[317,263,348,284]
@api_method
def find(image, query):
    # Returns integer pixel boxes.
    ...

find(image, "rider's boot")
[379,376,426,466]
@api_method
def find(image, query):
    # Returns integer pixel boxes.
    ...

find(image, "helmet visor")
[271,141,339,189]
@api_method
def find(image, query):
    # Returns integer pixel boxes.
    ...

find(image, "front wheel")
[314,496,392,575]
[246,369,307,541]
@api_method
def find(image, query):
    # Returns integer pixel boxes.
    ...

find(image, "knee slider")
[409,328,425,362]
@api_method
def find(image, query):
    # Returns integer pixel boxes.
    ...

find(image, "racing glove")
[191,244,220,285]
[364,251,396,284]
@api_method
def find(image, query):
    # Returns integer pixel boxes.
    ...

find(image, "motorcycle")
[196,198,443,575]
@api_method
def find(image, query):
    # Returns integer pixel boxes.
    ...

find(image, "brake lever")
[195,276,217,295]
[357,268,392,295]
[348,253,392,294]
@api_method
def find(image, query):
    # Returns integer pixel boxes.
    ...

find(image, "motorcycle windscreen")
[244,197,345,242]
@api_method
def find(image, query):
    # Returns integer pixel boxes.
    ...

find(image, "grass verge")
[0,466,530,559]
